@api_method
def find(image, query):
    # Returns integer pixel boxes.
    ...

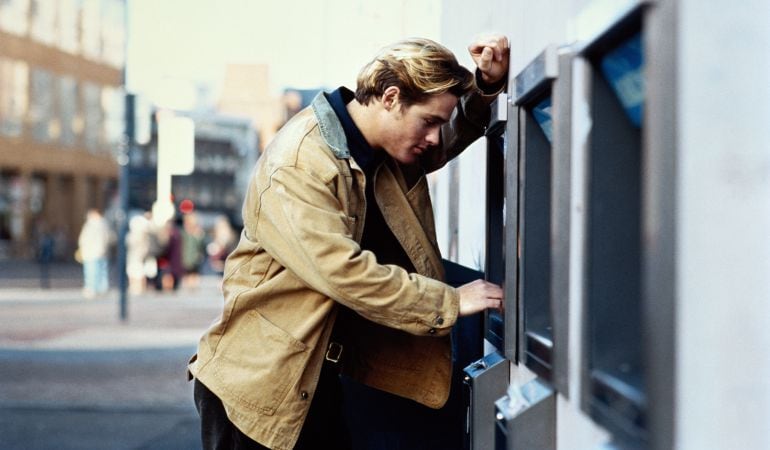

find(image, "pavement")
[0,260,224,450]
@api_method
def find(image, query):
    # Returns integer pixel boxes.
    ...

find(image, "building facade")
[0,0,125,259]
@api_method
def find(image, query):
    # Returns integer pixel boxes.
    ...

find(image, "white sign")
[157,113,195,175]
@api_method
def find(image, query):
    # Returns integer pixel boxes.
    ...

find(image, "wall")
[677,0,770,448]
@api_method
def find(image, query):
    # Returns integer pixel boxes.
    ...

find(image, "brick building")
[0,0,125,259]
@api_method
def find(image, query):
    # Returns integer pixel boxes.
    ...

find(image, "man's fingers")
[486,297,503,313]
[483,281,504,299]
[469,35,510,60]
[478,47,493,70]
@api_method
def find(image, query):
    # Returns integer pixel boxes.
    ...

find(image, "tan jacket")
[189,88,493,450]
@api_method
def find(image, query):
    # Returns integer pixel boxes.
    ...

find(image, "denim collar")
[326,88,381,173]
[311,90,351,160]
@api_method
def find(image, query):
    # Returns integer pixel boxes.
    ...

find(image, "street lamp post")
[116,93,135,321]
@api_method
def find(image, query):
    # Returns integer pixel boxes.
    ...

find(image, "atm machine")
[462,92,512,450]
[575,4,650,448]
[493,42,574,450]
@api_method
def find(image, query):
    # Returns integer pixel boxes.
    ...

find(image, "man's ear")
[381,86,400,111]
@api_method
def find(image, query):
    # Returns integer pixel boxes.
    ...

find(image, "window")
[0,0,30,36]
[101,0,126,68]
[30,0,57,46]
[58,75,79,147]
[57,0,80,54]
[30,68,56,143]
[102,85,125,155]
[80,0,102,60]
[0,57,28,138]
[82,81,102,152]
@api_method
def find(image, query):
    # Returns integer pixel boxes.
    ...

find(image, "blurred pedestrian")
[181,212,206,289]
[205,215,236,274]
[157,217,184,291]
[77,209,113,298]
[126,212,153,295]
[35,221,55,289]
[189,35,508,450]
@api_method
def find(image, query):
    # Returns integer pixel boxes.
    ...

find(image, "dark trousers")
[194,362,351,450]
[341,374,466,450]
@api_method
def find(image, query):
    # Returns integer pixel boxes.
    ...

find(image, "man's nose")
[426,127,440,146]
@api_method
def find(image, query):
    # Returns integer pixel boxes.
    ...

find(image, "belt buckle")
[325,341,343,363]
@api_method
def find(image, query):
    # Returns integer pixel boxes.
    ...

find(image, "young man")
[190,34,509,450]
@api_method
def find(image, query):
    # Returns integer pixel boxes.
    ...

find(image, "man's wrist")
[475,68,507,96]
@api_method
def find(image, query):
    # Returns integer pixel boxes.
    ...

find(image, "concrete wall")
[676,0,770,448]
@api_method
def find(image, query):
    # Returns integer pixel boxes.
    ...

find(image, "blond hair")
[355,38,475,108]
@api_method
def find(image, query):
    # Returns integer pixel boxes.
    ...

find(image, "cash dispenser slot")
[494,378,556,450]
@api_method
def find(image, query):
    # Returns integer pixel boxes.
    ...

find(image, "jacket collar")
[311,91,350,159]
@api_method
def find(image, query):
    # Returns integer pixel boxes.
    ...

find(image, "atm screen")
[485,133,506,352]
[585,24,647,443]
[532,96,553,143]
[600,32,644,127]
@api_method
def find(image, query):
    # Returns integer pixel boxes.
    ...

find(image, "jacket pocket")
[211,309,309,416]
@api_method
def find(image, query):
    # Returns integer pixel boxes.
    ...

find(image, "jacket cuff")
[475,68,507,99]
[417,279,459,337]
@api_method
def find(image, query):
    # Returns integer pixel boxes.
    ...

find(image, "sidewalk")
[0,260,85,290]
[0,262,225,450]
[0,275,224,350]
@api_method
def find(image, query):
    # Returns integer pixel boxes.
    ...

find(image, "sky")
[126,0,443,109]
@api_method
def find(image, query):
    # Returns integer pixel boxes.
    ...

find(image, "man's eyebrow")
[426,113,451,123]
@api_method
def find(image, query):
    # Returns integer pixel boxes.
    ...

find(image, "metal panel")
[641,0,677,448]
[487,93,509,136]
[494,378,556,450]
[513,45,558,105]
[503,103,520,362]
[463,351,509,450]
[550,47,574,397]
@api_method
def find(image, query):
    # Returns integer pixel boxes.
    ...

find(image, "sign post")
[152,111,195,226]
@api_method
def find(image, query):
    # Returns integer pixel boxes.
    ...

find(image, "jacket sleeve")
[251,164,459,337]
[420,84,505,174]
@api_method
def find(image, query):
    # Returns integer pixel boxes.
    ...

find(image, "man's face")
[380,92,459,164]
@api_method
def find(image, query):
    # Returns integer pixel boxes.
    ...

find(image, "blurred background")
[0,1,446,448]
[0,0,446,265]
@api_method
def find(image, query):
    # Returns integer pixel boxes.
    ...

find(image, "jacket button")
[300,391,309,400]
[429,328,436,335]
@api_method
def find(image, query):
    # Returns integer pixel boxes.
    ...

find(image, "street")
[0,262,223,450]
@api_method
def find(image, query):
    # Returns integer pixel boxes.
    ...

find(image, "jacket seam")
[193,288,248,375]
[255,136,340,226]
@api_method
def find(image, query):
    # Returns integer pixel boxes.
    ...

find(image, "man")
[190,34,509,450]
